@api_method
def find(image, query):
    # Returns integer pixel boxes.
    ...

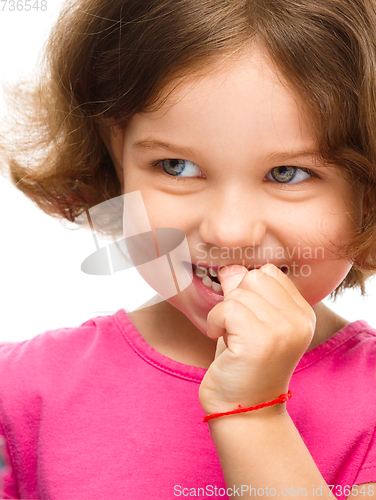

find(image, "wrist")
[207,402,289,426]
[202,390,292,423]
[207,406,293,452]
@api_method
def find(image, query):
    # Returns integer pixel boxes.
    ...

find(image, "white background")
[0,0,375,342]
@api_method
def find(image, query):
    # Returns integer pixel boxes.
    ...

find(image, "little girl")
[2,0,376,498]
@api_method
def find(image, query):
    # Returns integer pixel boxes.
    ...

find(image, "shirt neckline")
[112,308,371,382]
[294,318,371,371]
[113,308,207,383]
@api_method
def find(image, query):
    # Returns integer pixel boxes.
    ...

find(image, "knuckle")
[225,288,243,301]
[242,268,265,284]
[295,311,315,338]
[261,263,276,272]
[207,304,220,322]
[261,263,280,276]
[250,266,266,277]
[308,308,317,327]
[223,297,242,315]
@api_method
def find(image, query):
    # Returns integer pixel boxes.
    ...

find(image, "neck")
[128,298,217,368]
[128,298,349,369]
[308,302,349,351]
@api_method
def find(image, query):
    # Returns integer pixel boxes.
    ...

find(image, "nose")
[198,187,266,250]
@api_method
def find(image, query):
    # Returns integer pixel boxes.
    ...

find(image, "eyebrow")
[133,139,200,158]
[132,138,322,161]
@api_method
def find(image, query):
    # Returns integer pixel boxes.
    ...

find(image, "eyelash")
[148,159,203,182]
[147,159,322,183]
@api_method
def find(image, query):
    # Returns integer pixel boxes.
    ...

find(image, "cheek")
[296,194,361,252]
[299,259,353,306]
[285,200,358,306]
[121,189,193,301]
[124,179,193,231]
[323,185,363,240]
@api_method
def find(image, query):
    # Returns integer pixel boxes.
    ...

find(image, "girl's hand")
[199,263,316,416]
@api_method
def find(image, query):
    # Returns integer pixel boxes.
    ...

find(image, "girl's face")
[108,46,363,335]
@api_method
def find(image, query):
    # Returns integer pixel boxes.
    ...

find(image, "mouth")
[189,263,289,298]
[191,264,223,293]
[191,263,289,284]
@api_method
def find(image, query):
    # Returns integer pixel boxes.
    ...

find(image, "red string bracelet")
[202,390,293,422]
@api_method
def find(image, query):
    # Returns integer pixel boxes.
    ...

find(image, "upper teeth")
[194,265,223,294]
[196,265,218,277]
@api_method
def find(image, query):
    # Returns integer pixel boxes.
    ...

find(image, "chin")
[168,296,211,337]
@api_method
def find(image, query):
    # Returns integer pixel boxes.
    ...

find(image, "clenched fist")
[199,264,316,416]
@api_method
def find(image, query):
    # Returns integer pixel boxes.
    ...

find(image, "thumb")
[218,265,248,297]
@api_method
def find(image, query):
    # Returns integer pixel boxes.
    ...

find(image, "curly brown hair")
[2,0,376,297]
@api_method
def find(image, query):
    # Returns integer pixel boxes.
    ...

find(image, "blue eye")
[149,159,319,183]
[266,166,318,184]
[153,159,203,178]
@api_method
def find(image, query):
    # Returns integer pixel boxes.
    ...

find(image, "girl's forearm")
[208,408,335,498]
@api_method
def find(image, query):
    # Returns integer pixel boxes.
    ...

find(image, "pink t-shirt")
[1,310,376,499]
